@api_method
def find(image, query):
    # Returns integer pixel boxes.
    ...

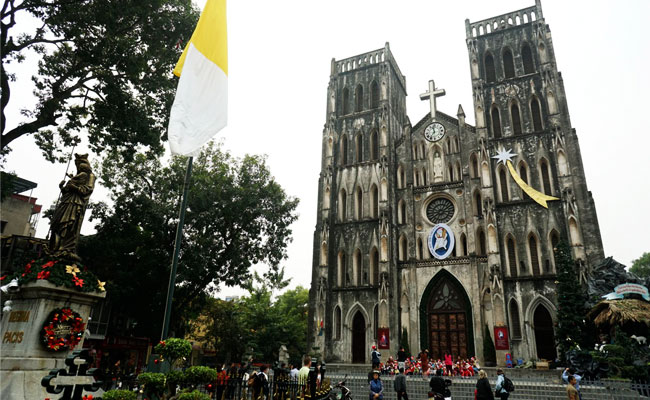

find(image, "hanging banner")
[377,328,390,349]
[494,326,509,350]
[602,283,650,301]
[428,223,455,260]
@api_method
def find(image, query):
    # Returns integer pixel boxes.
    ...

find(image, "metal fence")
[109,373,650,400]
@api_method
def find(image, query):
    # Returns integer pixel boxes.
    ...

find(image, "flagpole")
[161,156,193,340]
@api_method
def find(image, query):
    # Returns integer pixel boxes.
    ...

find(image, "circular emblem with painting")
[428,223,455,260]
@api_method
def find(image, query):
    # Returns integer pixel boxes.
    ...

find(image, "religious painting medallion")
[377,328,390,349]
[494,326,510,350]
[428,223,455,260]
[42,307,85,351]
[424,122,446,142]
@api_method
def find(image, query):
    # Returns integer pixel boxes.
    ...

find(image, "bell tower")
[309,43,407,362]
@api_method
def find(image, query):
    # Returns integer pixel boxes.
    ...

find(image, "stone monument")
[0,154,105,400]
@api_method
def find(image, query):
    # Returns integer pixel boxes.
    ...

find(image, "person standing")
[371,345,382,369]
[495,369,509,400]
[298,355,311,398]
[429,369,446,398]
[393,367,408,400]
[290,364,299,380]
[566,375,579,400]
[475,369,494,400]
[397,348,408,371]
[258,365,270,400]
[562,368,582,400]
[369,371,383,400]
[444,353,452,376]
[419,349,429,375]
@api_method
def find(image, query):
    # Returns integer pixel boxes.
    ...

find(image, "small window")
[519,164,530,200]
[339,189,347,221]
[491,106,502,138]
[370,184,379,218]
[503,49,515,78]
[477,229,487,256]
[540,159,552,195]
[474,191,482,217]
[522,44,535,74]
[340,135,348,165]
[355,84,364,112]
[470,154,479,178]
[335,306,342,339]
[370,248,379,285]
[509,300,522,338]
[485,53,496,82]
[371,81,379,108]
[507,237,517,277]
[531,97,543,131]
[499,167,509,202]
[529,235,540,276]
[511,103,522,135]
[355,134,363,163]
[342,88,350,115]
[370,130,379,161]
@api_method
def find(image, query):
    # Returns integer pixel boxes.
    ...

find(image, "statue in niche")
[47,153,96,261]
[433,152,444,182]
[490,264,502,292]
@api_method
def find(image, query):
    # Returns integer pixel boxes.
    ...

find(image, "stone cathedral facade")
[308,1,604,365]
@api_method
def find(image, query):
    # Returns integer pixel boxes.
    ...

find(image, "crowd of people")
[372,346,481,378]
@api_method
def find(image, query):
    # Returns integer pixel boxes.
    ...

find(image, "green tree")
[554,241,589,360]
[1,0,198,161]
[630,252,650,278]
[79,143,299,340]
[189,297,246,363]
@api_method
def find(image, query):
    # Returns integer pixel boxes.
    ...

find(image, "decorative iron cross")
[420,80,446,120]
[41,349,102,400]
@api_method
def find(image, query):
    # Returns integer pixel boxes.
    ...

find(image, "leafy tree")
[630,252,650,278]
[1,0,198,161]
[554,241,589,360]
[188,297,246,364]
[79,143,299,340]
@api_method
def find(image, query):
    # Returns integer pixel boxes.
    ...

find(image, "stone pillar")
[0,280,105,400]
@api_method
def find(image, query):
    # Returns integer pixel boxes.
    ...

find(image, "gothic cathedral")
[308,1,604,365]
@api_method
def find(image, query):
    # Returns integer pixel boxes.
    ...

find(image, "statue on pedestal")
[47,153,96,261]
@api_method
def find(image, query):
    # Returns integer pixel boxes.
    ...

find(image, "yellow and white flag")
[168,0,228,156]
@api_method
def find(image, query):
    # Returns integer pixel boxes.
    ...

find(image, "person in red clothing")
[444,353,453,376]
[418,349,429,375]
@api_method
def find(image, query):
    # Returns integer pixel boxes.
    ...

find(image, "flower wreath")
[42,307,86,351]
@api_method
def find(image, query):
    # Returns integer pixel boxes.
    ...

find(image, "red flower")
[73,276,84,287]
[25,263,32,273]
[37,270,51,280]
[0,275,6,281]
[42,261,55,269]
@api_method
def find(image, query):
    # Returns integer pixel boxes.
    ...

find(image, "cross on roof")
[420,80,446,120]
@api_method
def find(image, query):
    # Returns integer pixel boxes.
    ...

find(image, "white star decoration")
[492,148,517,165]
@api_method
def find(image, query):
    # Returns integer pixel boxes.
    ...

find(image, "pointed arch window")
[399,235,408,261]
[371,81,379,108]
[485,53,496,82]
[503,49,515,78]
[529,235,541,276]
[355,84,363,112]
[491,106,502,138]
[522,44,535,74]
[334,306,342,339]
[342,88,350,115]
[477,228,487,256]
[507,237,517,277]
[509,299,522,338]
[337,251,346,287]
[320,242,328,266]
[460,233,468,256]
[470,154,479,178]
[531,97,543,132]
[355,186,363,220]
[338,189,347,221]
[340,135,348,165]
[540,159,552,195]
[417,237,424,260]
[499,167,509,202]
[448,163,454,182]
[511,103,522,135]
[519,164,530,200]
[398,199,406,224]
[397,165,406,189]
[370,184,379,218]
[422,168,427,185]
[355,134,363,163]
[354,249,362,286]
[370,130,379,160]
[370,247,379,285]
[474,191,482,218]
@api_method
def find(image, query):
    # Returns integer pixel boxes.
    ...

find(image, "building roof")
[10,176,38,194]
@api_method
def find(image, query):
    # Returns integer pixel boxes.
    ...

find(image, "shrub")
[102,390,137,400]
[177,390,211,400]
[184,366,217,387]
[137,372,166,396]
[154,337,192,366]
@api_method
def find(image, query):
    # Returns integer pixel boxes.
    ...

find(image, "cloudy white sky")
[4,0,649,297]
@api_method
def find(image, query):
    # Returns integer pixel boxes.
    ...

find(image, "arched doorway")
[420,272,473,360]
[352,311,366,363]
[533,304,557,360]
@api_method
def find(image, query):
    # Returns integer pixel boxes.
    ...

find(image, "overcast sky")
[4,0,649,298]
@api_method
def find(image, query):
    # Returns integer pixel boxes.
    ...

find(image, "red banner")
[377,328,390,349]
[494,327,509,350]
